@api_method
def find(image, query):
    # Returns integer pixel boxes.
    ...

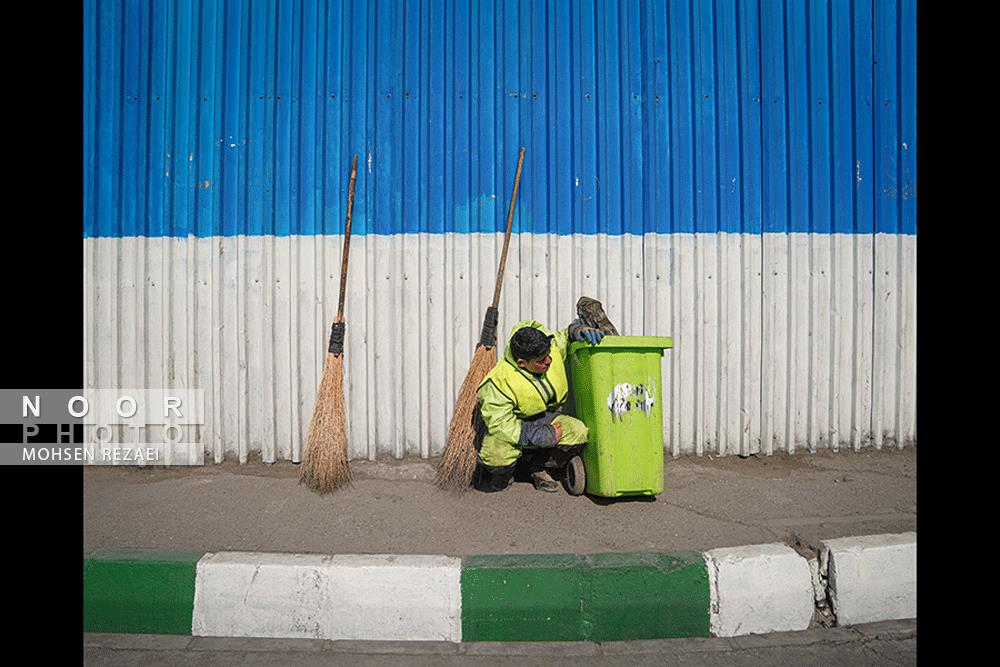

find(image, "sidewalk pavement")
[84,447,915,557]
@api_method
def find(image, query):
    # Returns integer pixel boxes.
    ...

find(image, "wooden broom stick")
[300,154,358,493]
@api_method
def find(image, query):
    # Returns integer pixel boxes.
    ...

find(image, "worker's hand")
[520,420,558,448]
[552,421,563,443]
[573,326,604,345]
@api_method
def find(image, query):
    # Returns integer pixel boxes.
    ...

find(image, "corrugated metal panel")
[83,0,916,238]
[83,0,917,461]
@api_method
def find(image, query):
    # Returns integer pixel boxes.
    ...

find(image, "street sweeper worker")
[474,318,605,492]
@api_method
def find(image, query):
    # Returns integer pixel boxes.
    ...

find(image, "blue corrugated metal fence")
[83,0,916,238]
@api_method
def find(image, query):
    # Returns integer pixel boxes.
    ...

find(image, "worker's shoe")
[530,469,560,493]
[477,463,515,493]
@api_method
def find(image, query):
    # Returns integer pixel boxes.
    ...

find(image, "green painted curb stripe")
[84,549,204,635]
[461,551,710,642]
[462,554,587,642]
[586,552,709,641]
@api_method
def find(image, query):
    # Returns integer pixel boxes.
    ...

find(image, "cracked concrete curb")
[820,532,917,626]
[84,533,916,643]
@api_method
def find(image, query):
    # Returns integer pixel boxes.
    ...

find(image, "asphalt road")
[83,619,917,666]
[83,447,915,557]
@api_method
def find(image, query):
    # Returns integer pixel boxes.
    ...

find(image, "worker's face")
[517,351,552,375]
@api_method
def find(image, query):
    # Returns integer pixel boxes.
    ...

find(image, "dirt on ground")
[83,447,915,557]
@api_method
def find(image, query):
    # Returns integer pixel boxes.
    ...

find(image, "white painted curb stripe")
[191,552,462,641]
[821,532,916,626]
[705,543,815,637]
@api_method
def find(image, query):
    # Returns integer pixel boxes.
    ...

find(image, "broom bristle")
[300,352,352,493]
[435,344,497,491]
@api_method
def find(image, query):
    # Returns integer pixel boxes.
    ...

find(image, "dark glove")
[518,420,558,448]
[572,326,604,346]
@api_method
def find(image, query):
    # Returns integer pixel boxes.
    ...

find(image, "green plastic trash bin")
[567,336,673,498]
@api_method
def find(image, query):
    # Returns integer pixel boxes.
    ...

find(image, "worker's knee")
[553,415,588,445]
[478,434,522,468]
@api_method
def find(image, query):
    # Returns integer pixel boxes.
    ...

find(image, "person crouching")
[474,319,603,492]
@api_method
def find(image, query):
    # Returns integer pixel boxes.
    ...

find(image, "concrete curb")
[820,532,917,625]
[83,533,916,642]
[192,553,462,641]
[705,543,815,637]
[461,551,709,641]
[83,548,203,635]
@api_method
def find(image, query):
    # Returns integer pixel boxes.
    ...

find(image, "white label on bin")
[607,382,655,421]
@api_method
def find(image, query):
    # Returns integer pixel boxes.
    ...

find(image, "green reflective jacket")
[476,320,570,446]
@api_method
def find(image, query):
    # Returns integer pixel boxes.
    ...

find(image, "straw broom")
[300,154,358,493]
[435,147,526,491]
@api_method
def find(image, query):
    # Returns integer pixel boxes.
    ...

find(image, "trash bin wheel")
[563,455,586,496]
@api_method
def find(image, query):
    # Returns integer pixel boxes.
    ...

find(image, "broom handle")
[491,147,525,309]
[336,154,359,322]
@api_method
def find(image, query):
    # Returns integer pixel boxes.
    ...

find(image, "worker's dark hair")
[510,326,552,362]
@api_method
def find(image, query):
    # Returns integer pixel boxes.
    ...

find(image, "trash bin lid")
[568,335,673,352]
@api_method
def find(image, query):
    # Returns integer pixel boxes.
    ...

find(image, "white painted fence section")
[821,532,917,626]
[705,543,815,637]
[84,232,916,462]
[191,552,463,641]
